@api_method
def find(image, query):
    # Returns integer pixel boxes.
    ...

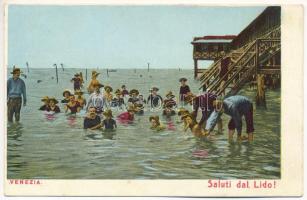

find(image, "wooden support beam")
[194,59,198,79]
[255,40,266,108]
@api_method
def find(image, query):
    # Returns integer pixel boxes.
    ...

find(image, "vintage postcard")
[2,0,304,197]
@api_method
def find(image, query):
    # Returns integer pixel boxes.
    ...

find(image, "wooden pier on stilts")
[192,6,281,107]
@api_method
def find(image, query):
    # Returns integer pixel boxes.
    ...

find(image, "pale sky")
[8,5,266,69]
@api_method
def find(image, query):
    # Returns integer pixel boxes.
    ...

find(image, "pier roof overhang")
[191,35,236,45]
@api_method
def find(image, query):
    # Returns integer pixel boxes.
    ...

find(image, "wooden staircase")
[199,27,281,97]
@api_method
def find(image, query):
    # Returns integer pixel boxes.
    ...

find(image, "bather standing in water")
[102,109,117,130]
[205,95,255,142]
[65,95,81,114]
[83,107,102,130]
[61,90,72,104]
[46,97,61,113]
[185,92,222,132]
[87,71,101,94]
[111,89,125,109]
[121,85,129,97]
[71,73,82,91]
[179,77,190,104]
[181,112,209,137]
[117,105,137,123]
[86,83,106,114]
[39,96,49,111]
[75,90,86,109]
[149,115,165,131]
[147,87,163,109]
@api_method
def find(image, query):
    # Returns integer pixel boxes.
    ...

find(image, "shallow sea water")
[7,68,280,179]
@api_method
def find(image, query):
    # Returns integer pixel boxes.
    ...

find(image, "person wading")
[7,68,27,122]
[87,71,101,94]
[86,83,106,114]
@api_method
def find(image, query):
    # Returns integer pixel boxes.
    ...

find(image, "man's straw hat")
[11,68,22,74]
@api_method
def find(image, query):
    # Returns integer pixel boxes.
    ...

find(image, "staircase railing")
[197,26,281,92]
[218,38,281,97]
[207,40,257,92]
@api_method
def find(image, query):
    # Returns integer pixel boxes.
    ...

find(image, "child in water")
[149,115,165,131]
[111,89,125,108]
[181,113,209,137]
[75,90,86,109]
[117,105,137,123]
[65,95,81,114]
[39,96,49,110]
[46,97,61,113]
[102,109,117,131]
[61,89,71,104]
[104,86,113,103]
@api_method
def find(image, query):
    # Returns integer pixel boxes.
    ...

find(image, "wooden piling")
[61,63,64,71]
[194,59,198,79]
[147,63,150,72]
[54,64,58,84]
[107,68,109,77]
[26,62,29,73]
[85,68,88,81]
[256,74,266,108]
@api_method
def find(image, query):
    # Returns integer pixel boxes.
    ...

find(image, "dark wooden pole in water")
[107,68,109,77]
[147,63,150,72]
[85,68,88,81]
[255,40,266,108]
[26,62,29,73]
[194,59,198,79]
[60,63,64,71]
[54,64,58,84]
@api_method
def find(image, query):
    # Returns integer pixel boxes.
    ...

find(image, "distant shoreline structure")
[7,67,198,70]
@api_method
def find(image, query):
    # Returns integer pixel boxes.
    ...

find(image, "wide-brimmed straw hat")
[103,109,113,118]
[115,89,122,95]
[48,97,59,104]
[179,77,187,82]
[104,86,113,93]
[11,68,22,74]
[62,89,72,97]
[92,70,100,77]
[129,89,139,96]
[149,115,160,122]
[74,90,84,95]
[180,113,192,120]
[184,92,196,103]
[149,87,159,92]
[127,105,138,112]
[178,108,190,116]
[93,83,104,88]
[166,91,175,98]
[41,96,49,102]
